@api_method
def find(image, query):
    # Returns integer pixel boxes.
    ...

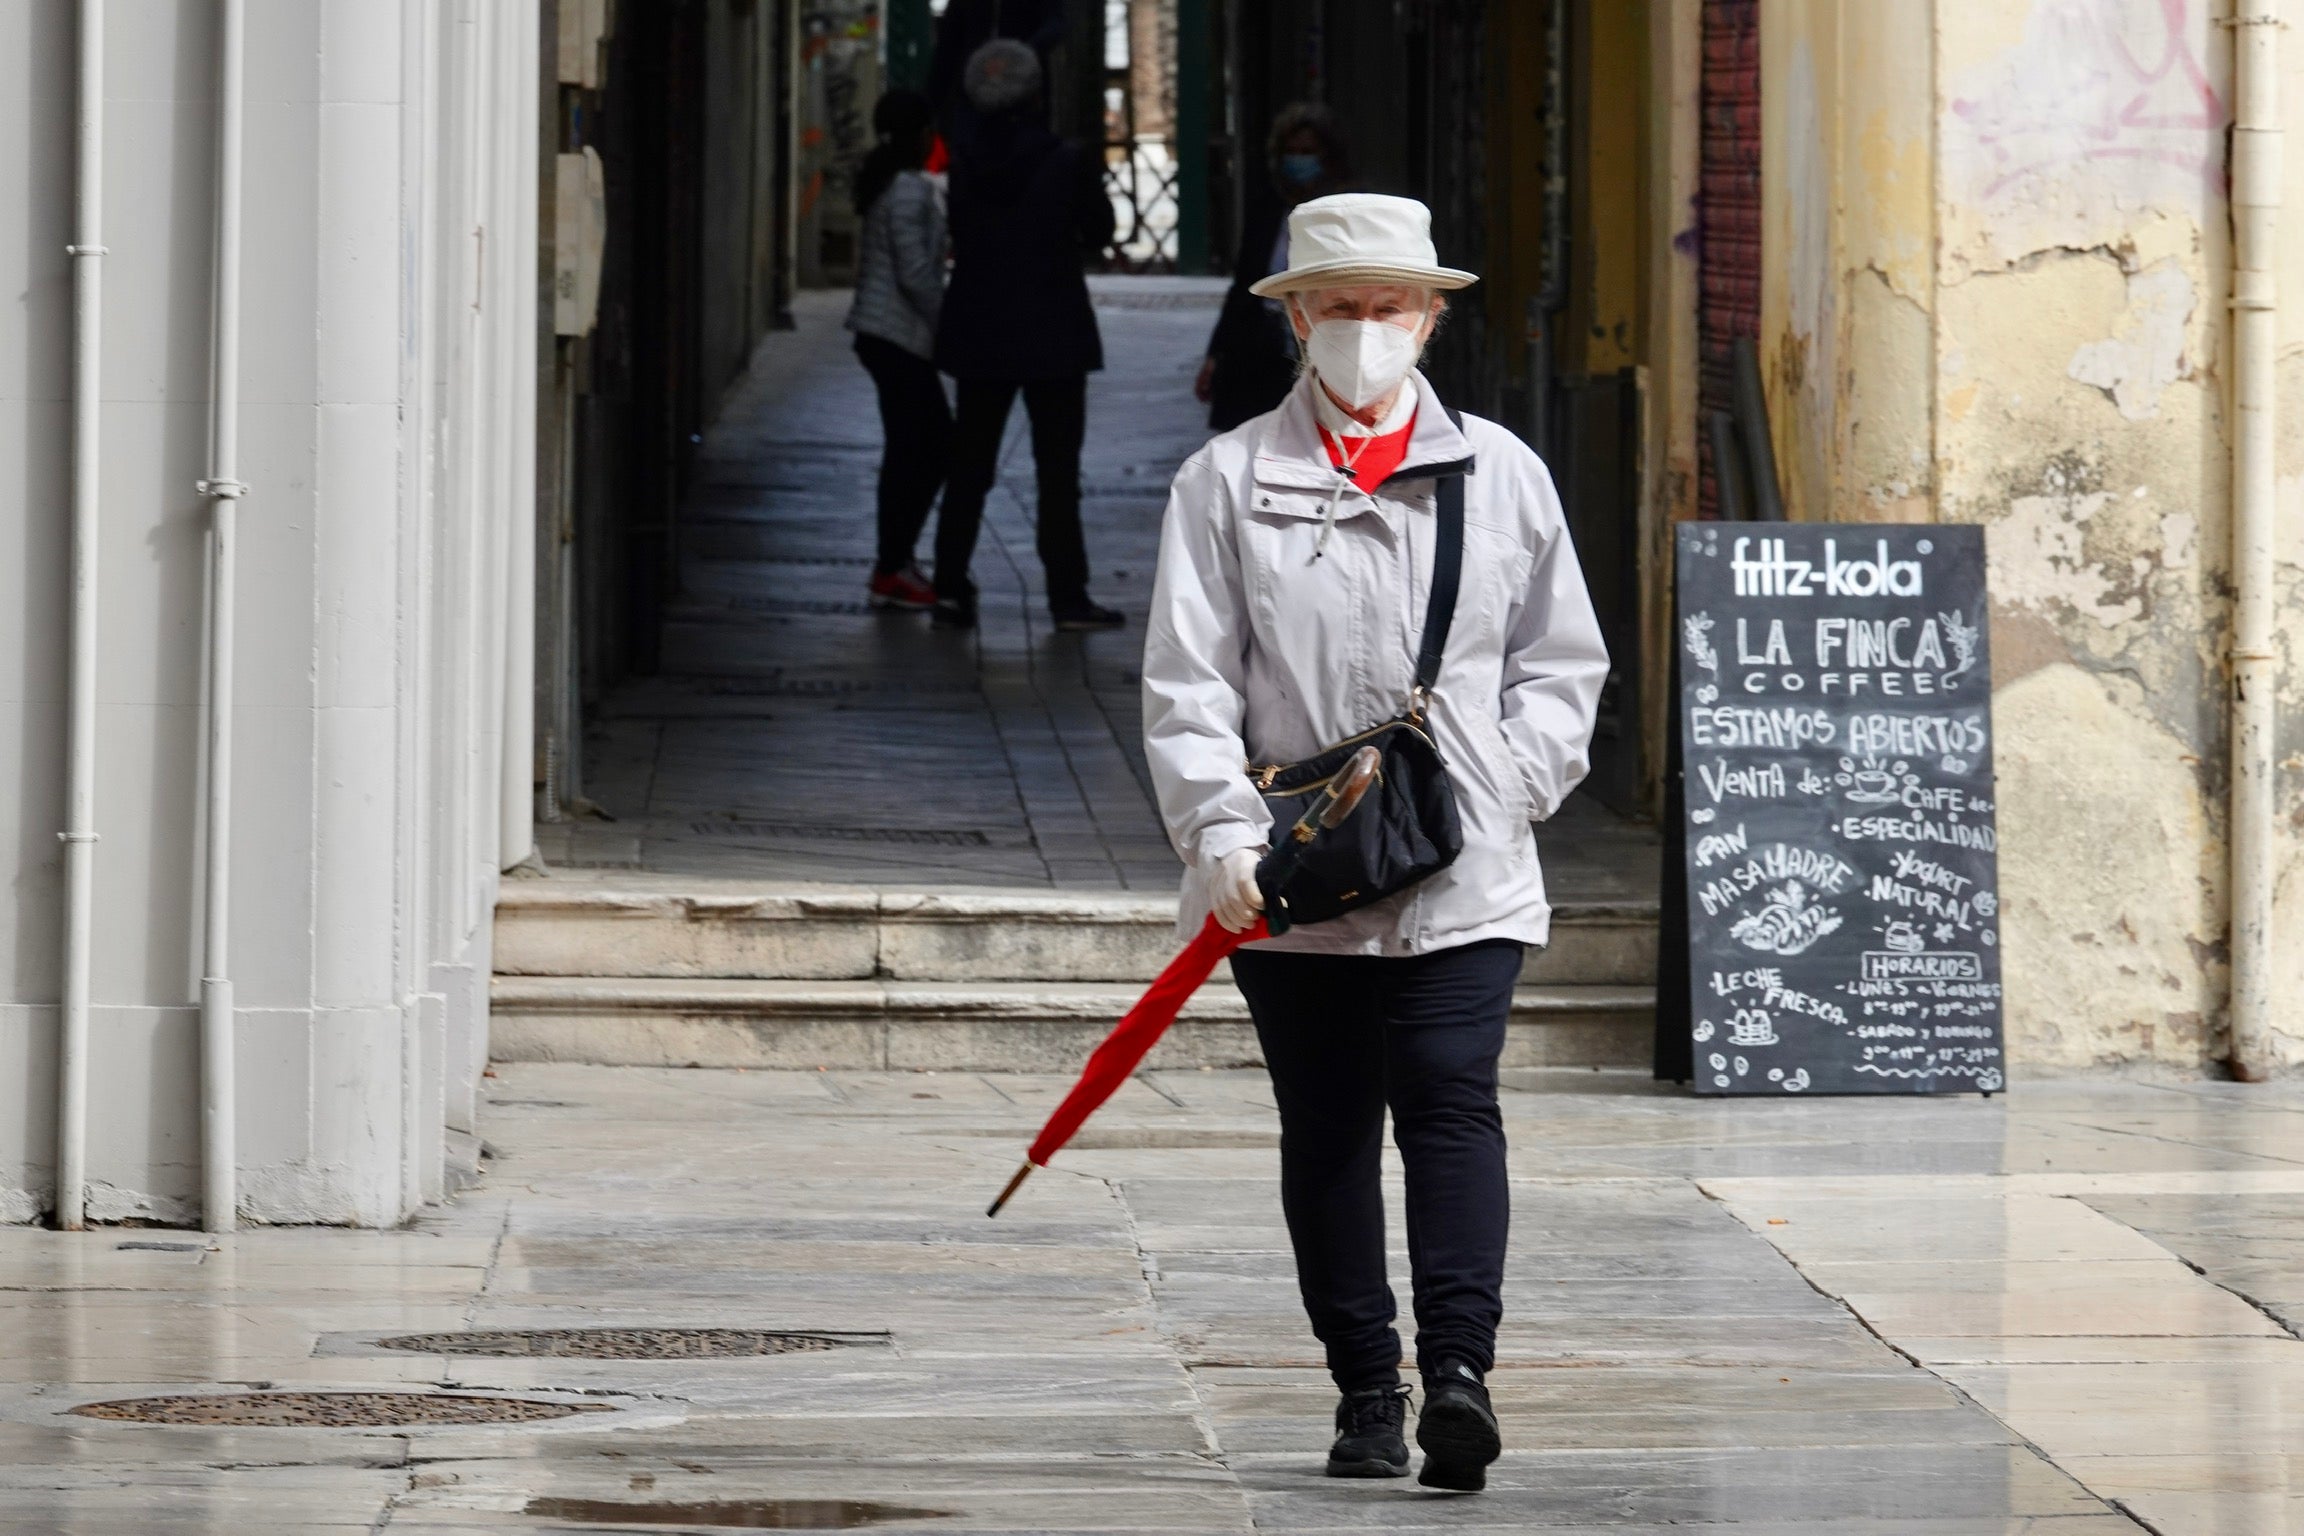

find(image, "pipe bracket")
[64,244,108,256]
[56,832,100,844]
[197,478,249,500]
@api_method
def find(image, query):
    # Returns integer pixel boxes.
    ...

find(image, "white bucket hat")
[1249,193,1478,298]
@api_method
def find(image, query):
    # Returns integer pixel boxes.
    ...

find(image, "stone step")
[488,975,1656,1073]
[494,878,1659,988]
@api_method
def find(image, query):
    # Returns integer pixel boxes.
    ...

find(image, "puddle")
[523,1497,952,1529]
[929,1126,1276,1150]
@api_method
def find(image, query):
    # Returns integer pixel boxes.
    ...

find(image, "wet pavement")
[541,279,1659,906]
[6,1067,2304,1531]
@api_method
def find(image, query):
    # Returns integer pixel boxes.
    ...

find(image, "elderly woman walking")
[1143,194,1607,1492]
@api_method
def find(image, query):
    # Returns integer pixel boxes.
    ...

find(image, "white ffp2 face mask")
[1304,317,1423,411]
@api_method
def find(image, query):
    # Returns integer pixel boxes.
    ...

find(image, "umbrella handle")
[1321,746,1383,829]
[985,1159,1035,1219]
[1258,745,1383,938]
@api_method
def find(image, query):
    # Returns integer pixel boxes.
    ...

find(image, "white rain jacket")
[1143,369,1608,954]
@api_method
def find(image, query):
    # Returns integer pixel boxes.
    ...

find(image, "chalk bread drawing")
[1727,1010,1779,1047]
[1693,1019,1717,1042]
[1729,880,1843,957]
[1978,1068,2004,1092]
[1781,1068,1811,1093]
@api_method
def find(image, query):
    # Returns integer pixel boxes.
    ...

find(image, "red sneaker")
[868,564,936,611]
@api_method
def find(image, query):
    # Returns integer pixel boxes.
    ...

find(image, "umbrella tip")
[985,1159,1035,1219]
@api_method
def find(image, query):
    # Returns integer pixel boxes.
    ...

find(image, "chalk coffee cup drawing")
[1835,756,1911,805]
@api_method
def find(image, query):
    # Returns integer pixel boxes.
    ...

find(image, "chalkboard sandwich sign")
[1666,523,2004,1097]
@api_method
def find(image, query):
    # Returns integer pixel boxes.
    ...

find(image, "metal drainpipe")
[196,0,248,1230]
[2228,3,2282,1082]
[57,0,106,1232]
[499,0,539,873]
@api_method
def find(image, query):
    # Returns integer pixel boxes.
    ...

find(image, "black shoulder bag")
[1252,464,1468,935]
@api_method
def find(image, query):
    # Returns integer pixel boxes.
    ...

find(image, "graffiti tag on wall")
[1945,0,2227,259]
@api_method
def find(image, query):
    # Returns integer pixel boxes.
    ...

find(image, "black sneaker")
[931,594,977,630]
[1050,598,1125,632]
[1326,1384,1411,1479]
[1416,1360,1500,1492]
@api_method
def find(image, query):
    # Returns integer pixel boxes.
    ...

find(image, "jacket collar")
[1252,370,1476,501]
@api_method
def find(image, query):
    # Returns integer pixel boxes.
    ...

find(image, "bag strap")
[1411,411,1469,703]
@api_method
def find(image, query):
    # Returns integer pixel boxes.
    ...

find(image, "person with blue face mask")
[1278,149,1326,190]
[1197,105,1356,431]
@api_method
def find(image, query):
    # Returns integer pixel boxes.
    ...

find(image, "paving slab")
[7,1065,2304,1529]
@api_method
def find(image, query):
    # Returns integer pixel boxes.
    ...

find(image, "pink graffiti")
[1951,0,2226,202]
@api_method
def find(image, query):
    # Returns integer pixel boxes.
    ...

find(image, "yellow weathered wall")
[1761,0,1934,524]
[1765,0,2304,1074]
[1643,0,1704,810]
[1576,0,1651,375]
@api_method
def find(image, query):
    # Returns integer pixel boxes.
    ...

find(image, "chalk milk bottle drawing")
[1671,524,2005,1097]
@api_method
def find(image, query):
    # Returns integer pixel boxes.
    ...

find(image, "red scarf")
[1318,409,1418,491]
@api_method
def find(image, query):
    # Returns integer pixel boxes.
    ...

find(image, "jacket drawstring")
[1315,434,1375,559]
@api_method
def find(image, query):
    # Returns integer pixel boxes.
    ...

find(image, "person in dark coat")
[1196,105,1359,431]
[931,39,1122,633]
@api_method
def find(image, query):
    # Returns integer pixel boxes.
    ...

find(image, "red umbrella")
[987,748,1380,1217]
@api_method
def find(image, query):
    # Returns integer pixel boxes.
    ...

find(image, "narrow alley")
[535,278,1657,903]
[538,278,1212,891]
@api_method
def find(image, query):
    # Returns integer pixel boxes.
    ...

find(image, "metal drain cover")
[682,821,990,847]
[69,1392,608,1427]
[374,1327,866,1359]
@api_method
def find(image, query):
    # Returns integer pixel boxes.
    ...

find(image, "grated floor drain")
[1093,290,1223,310]
[374,1327,867,1359]
[726,596,877,617]
[527,1496,950,1529]
[700,676,978,697]
[70,1392,608,1427]
[683,821,991,848]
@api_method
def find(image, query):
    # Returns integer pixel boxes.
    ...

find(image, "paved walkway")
[539,280,1659,905]
[7,1067,2303,1531]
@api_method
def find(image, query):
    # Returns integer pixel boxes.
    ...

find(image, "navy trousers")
[1230,939,1521,1394]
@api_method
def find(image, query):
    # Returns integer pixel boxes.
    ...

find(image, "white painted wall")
[0,0,538,1226]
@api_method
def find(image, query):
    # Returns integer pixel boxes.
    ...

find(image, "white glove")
[1209,847,1268,933]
